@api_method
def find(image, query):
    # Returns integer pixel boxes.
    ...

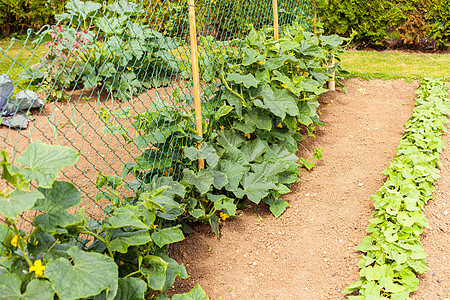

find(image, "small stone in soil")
[437,279,441,283]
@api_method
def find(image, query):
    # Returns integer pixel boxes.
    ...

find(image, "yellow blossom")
[11,235,20,247]
[277,122,283,128]
[29,260,46,277]
[282,83,287,89]
[244,133,251,139]
[289,52,294,56]
[98,82,102,86]
[219,212,230,221]
[150,224,158,229]
[258,61,265,66]
[220,125,225,131]
[127,67,133,71]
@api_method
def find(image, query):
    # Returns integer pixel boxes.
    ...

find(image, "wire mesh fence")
[0,0,316,238]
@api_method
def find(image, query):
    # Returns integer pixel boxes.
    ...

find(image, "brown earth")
[170,78,450,299]
[0,78,448,299]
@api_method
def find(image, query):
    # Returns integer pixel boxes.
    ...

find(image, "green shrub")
[321,0,450,49]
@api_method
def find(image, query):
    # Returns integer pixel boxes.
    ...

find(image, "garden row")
[0,17,345,300]
[344,78,450,299]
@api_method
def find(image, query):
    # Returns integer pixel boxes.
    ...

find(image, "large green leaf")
[159,253,189,293]
[148,176,186,199]
[234,171,276,203]
[33,181,81,213]
[45,246,118,300]
[0,274,54,300]
[66,0,102,19]
[134,149,172,171]
[219,160,245,192]
[264,198,289,218]
[0,189,44,219]
[172,285,209,300]
[264,55,299,70]
[242,47,264,66]
[151,227,184,248]
[16,141,79,188]
[241,139,266,162]
[183,169,214,195]
[227,73,259,88]
[114,278,147,300]
[251,84,299,118]
[34,212,82,232]
[103,207,148,229]
[109,230,152,253]
[0,151,26,188]
[141,255,168,291]
[216,130,245,148]
[221,90,243,118]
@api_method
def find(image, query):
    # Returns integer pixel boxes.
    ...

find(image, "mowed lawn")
[341,50,450,81]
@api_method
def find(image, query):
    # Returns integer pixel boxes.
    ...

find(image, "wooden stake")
[328,53,336,91]
[313,2,317,36]
[187,0,204,169]
[272,0,279,40]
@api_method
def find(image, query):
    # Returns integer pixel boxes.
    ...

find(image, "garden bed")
[169,78,449,299]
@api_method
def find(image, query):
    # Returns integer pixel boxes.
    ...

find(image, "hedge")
[321,0,450,50]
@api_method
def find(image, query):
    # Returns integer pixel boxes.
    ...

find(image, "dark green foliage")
[0,0,66,38]
[321,0,450,49]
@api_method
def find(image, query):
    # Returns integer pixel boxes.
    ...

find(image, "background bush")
[0,0,313,40]
[321,0,450,50]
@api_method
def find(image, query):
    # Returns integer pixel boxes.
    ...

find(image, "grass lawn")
[0,40,46,86]
[341,50,450,81]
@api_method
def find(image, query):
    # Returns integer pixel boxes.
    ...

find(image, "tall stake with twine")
[187,0,204,169]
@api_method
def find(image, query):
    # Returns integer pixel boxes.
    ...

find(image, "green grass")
[0,40,46,86]
[341,50,450,81]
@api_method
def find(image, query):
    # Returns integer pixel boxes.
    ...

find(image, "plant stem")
[12,224,33,267]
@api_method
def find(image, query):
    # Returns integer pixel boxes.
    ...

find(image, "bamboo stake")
[187,0,204,169]
[272,0,279,40]
[328,53,336,91]
[313,2,317,36]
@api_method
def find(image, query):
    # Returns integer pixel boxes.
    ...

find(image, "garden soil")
[170,78,450,300]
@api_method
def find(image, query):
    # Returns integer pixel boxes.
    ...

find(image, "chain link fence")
[0,0,316,231]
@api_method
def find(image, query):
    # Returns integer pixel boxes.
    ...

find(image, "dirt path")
[171,78,449,299]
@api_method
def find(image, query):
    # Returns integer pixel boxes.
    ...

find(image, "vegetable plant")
[344,78,450,299]
[0,141,208,299]
[101,25,345,236]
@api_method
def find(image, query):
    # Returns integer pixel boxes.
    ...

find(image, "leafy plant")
[344,78,450,298]
[21,0,181,101]
[102,25,345,236]
[0,141,208,299]
[322,0,450,49]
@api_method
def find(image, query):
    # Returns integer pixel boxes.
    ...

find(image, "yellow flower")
[258,61,265,66]
[282,83,287,89]
[97,42,101,48]
[244,133,251,139]
[29,260,45,277]
[98,82,102,86]
[150,224,158,229]
[296,65,301,71]
[289,52,294,56]
[277,122,283,128]
[127,67,133,71]
[11,235,20,247]
[219,212,230,221]
[220,125,225,131]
